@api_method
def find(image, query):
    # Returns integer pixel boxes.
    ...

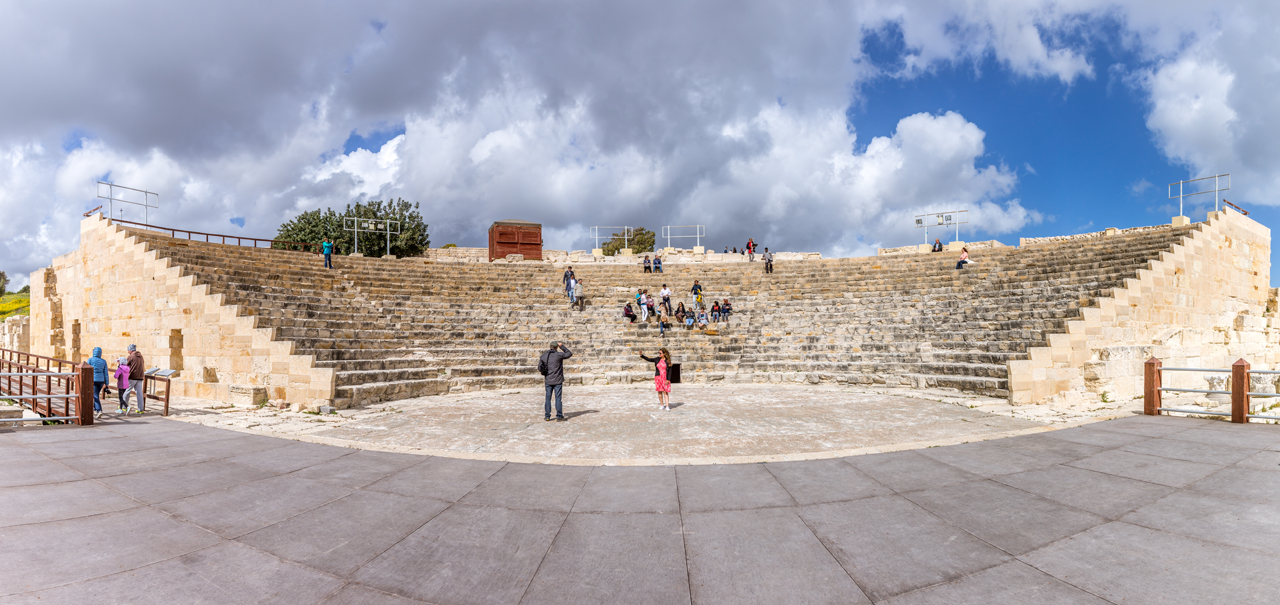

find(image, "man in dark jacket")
[540,341,573,421]
[124,344,146,413]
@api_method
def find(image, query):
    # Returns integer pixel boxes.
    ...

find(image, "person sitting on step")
[710,301,722,322]
[643,256,652,273]
[720,298,732,319]
[932,238,944,253]
[674,302,687,325]
[624,302,637,323]
[654,256,663,273]
[696,307,709,329]
[956,247,972,270]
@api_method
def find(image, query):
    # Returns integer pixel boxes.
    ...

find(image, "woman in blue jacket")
[87,347,110,419]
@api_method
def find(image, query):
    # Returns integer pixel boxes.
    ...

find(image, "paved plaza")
[164,384,1135,465]
[3,412,1280,603]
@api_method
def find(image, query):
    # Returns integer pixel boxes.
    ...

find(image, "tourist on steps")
[932,238,944,253]
[563,266,575,299]
[654,256,663,273]
[88,347,108,419]
[122,344,147,414]
[956,247,972,270]
[763,248,774,273]
[746,238,756,261]
[639,348,673,411]
[674,302,687,325]
[643,256,652,273]
[691,280,703,308]
[696,307,709,329]
[539,342,572,421]
[660,284,672,315]
[624,302,637,323]
[572,279,585,311]
[721,299,732,319]
[322,238,334,269]
[567,276,577,306]
[710,301,722,322]
[638,290,650,322]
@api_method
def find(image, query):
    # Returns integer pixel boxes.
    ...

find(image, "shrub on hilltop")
[275,198,430,256]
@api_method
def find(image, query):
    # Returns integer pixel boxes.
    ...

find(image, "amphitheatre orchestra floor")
[3,389,1280,603]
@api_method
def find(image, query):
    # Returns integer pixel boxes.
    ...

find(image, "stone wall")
[878,240,1008,256]
[29,215,335,406]
[1008,208,1276,404]
[1,315,29,352]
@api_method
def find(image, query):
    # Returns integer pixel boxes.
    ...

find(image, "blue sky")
[1,1,1277,286]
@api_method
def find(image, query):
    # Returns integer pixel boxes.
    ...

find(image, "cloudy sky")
[2,1,1277,287]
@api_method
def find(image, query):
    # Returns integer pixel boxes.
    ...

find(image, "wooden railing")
[1145,357,1280,423]
[114,219,319,254]
[0,349,92,426]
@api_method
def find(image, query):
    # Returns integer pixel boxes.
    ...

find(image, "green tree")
[0,271,7,295]
[274,198,430,257]
[602,227,656,256]
[18,285,29,294]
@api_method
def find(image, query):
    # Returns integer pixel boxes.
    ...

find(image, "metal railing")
[114,219,319,254]
[1144,357,1280,423]
[0,349,92,426]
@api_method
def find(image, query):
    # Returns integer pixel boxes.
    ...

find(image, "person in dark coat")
[540,342,573,421]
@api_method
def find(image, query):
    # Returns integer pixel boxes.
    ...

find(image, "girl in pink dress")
[640,348,673,411]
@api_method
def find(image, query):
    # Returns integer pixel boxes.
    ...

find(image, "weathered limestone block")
[228,385,267,408]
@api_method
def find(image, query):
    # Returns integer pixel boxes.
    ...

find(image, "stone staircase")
[123,225,1194,407]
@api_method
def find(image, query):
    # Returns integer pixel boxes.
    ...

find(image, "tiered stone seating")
[125,225,1192,406]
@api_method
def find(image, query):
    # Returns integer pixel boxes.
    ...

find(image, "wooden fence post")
[1144,357,1162,416]
[1231,358,1250,424]
[76,362,94,426]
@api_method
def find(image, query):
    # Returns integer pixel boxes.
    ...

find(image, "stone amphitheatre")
[4,209,1280,603]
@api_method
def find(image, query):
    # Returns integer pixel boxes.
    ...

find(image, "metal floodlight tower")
[97,182,159,225]
[1168,174,1230,217]
[660,225,706,249]
[590,226,633,250]
[914,210,969,244]
[344,217,401,256]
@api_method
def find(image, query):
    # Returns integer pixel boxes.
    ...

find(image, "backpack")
[538,353,549,376]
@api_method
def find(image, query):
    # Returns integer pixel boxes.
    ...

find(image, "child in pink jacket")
[113,358,131,414]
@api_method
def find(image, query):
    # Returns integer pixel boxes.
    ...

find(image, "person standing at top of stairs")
[763,248,774,274]
[746,238,756,261]
[322,238,333,269]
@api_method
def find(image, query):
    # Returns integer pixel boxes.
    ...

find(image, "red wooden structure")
[488,220,543,262]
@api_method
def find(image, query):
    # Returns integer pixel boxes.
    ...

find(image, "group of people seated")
[642,256,663,273]
[624,293,732,331]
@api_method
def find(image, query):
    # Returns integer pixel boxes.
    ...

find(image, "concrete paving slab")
[0,444,53,462]
[1041,426,1152,448]
[459,462,591,512]
[24,436,165,460]
[4,426,122,444]
[98,459,278,504]
[290,449,421,489]
[319,584,425,605]
[158,474,352,538]
[0,507,221,596]
[239,491,450,577]
[995,465,1176,519]
[353,503,565,605]
[522,512,690,605]
[797,496,1011,602]
[7,540,346,605]
[903,480,1106,555]
[1068,449,1223,487]
[763,458,892,505]
[917,440,1057,477]
[683,507,869,605]
[1120,436,1258,466]
[106,423,243,447]
[1166,426,1280,450]
[1122,489,1280,555]
[878,560,1109,605]
[225,440,355,474]
[987,433,1106,465]
[364,456,504,502]
[57,445,210,479]
[0,480,138,528]
[845,450,983,493]
[1087,418,1195,438]
[170,432,293,458]
[1189,465,1280,503]
[572,466,679,513]
[1233,449,1280,472]
[0,458,86,488]
[676,464,796,511]
[1023,521,1280,605]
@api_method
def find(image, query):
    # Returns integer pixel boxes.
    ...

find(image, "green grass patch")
[0,293,30,320]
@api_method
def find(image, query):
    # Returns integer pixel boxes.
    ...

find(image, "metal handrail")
[114,219,319,254]
[1160,367,1231,373]
[1222,199,1248,216]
